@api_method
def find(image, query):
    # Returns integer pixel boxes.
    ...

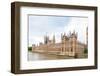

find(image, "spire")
[61,33,63,40]
[73,30,75,34]
[44,35,46,44]
[69,31,71,36]
[44,33,49,44]
[64,32,66,36]
[86,27,88,45]
[53,34,55,44]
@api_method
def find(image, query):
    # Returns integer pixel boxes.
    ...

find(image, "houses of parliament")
[32,28,88,57]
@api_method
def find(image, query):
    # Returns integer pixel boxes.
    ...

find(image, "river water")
[28,51,73,61]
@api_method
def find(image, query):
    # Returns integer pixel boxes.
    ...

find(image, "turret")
[61,33,63,41]
[71,30,77,39]
[53,34,55,44]
[86,27,88,45]
[72,31,77,56]
[44,35,49,44]
[68,30,77,56]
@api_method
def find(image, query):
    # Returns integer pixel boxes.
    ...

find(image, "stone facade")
[32,30,87,57]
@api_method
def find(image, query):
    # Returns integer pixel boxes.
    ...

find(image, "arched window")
[71,48,73,52]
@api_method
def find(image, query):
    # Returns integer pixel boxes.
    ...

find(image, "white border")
[20,7,95,70]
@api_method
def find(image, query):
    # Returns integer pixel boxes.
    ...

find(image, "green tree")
[28,47,32,51]
[84,48,88,54]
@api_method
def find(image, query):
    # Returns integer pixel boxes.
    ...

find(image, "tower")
[63,33,66,53]
[44,35,47,44]
[61,33,68,54]
[86,27,88,46]
[53,34,55,44]
[71,30,77,56]
[61,33,63,52]
[44,35,49,44]
[61,33,63,41]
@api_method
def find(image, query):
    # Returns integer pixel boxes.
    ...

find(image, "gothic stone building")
[32,31,87,57]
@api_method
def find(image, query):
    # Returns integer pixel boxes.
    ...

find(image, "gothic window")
[71,48,73,52]
[62,48,63,51]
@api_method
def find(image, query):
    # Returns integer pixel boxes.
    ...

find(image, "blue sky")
[28,15,88,46]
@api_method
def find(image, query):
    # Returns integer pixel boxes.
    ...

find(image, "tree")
[84,48,88,54]
[28,47,32,51]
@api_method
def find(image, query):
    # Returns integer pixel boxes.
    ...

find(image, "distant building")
[32,29,87,57]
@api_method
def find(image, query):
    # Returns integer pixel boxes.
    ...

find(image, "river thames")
[28,51,75,61]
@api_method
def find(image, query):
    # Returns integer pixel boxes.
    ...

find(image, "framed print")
[11,2,98,74]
